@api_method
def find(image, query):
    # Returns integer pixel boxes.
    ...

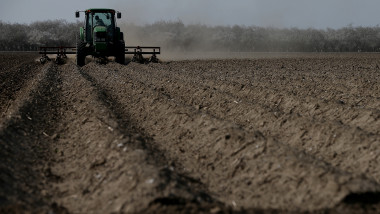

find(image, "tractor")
[75,8,125,66]
[39,8,160,65]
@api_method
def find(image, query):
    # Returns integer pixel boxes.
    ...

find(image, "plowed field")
[1,52,380,213]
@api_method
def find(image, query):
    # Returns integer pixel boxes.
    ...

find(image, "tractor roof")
[85,8,116,13]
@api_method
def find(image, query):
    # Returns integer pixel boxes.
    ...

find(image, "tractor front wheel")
[76,39,86,67]
[115,41,125,65]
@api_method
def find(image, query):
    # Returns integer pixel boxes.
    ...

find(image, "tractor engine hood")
[93,26,107,52]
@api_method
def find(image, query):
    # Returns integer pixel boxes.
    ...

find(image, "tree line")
[2,19,380,52]
[0,20,81,51]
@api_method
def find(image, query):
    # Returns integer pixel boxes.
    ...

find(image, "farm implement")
[39,47,75,64]
[126,46,160,63]
[39,8,160,65]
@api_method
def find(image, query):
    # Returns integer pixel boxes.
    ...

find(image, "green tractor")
[75,8,125,66]
[39,9,160,65]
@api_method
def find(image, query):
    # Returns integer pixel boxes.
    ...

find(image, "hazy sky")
[1,0,380,29]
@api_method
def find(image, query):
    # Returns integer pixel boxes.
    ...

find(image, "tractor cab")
[81,9,119,44]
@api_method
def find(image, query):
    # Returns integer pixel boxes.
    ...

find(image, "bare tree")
[2,20,380,52]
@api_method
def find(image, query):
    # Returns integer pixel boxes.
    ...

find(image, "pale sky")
[1,0,380,29]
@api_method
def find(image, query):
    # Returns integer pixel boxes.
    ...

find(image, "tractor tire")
[115,41,125,65]
[76,39,86,67]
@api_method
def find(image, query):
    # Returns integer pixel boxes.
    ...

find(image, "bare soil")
[1,52,380,213]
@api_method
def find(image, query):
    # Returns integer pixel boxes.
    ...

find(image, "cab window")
[86,12,115,41]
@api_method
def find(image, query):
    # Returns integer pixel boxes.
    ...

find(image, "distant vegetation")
[0,20,81,51]
[2,20,380,52]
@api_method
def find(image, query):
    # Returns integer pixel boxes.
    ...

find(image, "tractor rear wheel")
[115,41,125,65]
[76,39,86,67]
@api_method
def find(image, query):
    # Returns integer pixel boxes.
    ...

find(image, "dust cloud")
[112,1,380,59]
